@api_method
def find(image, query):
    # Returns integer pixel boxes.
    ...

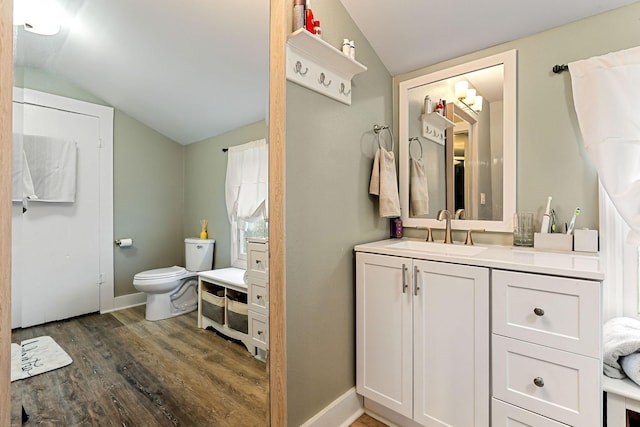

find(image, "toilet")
[133,238,215,321]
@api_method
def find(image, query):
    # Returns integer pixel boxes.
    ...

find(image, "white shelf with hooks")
[286,29,367,105]
[421,112,455,145]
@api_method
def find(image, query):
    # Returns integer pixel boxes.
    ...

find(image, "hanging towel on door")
[22,135,78,202]
[410,158,429,216]
[11,133,37,202]
[369,147,400,218]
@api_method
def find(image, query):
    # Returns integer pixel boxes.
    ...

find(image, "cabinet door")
[413,260,489,427]
[356,252,413,418]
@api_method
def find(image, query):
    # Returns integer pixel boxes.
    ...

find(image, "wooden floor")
[10,306,268,426]
[350,414,388,427]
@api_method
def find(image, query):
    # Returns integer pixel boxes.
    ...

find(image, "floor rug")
[11,336,73,382]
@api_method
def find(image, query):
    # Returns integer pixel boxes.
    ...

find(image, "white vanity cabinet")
[356,252,490,427]
[491,270,602,426]
[355,239,604,427]
[247,238,269,356]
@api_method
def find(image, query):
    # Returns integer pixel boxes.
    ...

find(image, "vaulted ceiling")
[13,0,639,145]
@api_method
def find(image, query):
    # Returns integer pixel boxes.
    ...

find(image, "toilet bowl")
[133,238,215,321]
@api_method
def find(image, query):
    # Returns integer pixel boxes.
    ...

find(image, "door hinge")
[98,138,103,148]
[97,273,104,286]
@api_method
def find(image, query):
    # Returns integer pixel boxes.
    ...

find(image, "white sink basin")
[386,240,488,257]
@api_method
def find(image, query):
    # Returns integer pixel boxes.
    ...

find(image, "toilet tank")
[185,238,215,272]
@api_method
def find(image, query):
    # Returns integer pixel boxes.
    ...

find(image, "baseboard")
[301,387,364,427]
[101,292,146,313]
[363,398,422,427]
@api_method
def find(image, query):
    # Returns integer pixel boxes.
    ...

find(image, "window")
[224,138,268,270]
[600,182,640,321]
[231,217,268,269]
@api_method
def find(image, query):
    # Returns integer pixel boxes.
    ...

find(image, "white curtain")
[225,138,268,224]
[569,45,640,243]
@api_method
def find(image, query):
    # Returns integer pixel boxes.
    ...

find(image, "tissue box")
[574,229,598,252]
[534,233,573,251]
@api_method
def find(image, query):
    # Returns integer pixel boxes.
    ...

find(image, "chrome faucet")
[455,209,465,219]
[437,209,453,243]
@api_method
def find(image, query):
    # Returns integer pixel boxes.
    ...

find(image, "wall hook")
[339,82,351,96]
[318,72,332,87]
[294,60,308,76]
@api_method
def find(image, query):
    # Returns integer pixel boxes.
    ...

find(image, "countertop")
[354,238,604,281]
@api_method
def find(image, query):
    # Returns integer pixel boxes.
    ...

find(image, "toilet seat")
[134,266,187,281]
[133,266,197,288]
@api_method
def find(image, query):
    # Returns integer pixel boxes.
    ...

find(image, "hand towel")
[23,135,77,202]
[369,148,381,195]
[410,158,429,216]
[603,317,640,379]
[369,147,400,218]
[11,134,37,202]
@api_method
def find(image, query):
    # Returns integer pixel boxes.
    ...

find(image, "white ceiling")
[14,0,270,145]
[339,0,640,76]
[14,1,638,145]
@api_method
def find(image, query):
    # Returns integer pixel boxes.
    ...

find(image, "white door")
[412,260,490,427]
[13,101,102,327]
[356,252,413,418]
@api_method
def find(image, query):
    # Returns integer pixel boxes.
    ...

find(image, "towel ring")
[373,124,394,152]
[409,137,423,160]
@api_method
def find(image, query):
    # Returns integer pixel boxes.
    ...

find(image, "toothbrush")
[566,207,581,235]
[540,196,552,233]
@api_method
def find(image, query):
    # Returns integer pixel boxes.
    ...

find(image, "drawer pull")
[413,265,420,296]
[533,307,545,316]
[257,295,263,301]
[533,377,545,387]
[257,330,263,336]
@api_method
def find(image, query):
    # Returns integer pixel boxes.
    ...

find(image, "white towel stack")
[409,158,429,216]
[369,147,400,218]
[603,317,640,386]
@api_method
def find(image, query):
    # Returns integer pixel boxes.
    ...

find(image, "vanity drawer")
[492,398,569,426]
[492,270,600,357]
[249,311,268,349]
[248,244,269,280]
[492,335,600,426]
[248,278,268,315]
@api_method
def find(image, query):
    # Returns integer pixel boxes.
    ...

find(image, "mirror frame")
[398,49,517,232]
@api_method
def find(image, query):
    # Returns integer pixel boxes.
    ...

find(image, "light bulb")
[455,81,468,100]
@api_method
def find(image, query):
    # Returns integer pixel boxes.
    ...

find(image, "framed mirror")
[398,50,517,232]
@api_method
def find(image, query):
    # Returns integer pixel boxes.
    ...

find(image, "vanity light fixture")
[455,80,483,113]
[14,0,62,36]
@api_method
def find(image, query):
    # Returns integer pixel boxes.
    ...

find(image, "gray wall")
[396,3,640,238]
[183,120,268,269]
[284,0,393,424]
[113,112,184,297]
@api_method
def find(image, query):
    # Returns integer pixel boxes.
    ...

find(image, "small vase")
[200,229,208,239]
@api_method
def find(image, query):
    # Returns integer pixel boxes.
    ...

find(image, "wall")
[112,112,184,297]
[16,68,185,297]
[396,3,640,238]
[183,120,268,268]
[284,0,393,424]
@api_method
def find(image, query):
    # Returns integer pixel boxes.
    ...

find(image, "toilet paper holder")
[115,238,133,247]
